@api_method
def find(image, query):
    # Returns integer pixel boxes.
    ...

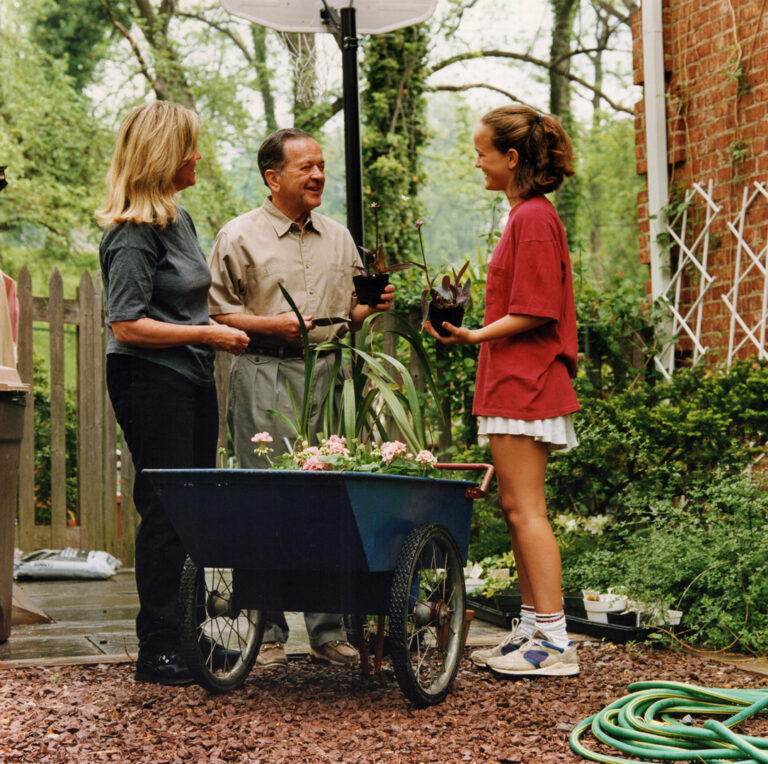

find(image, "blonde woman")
[97,101,248,685]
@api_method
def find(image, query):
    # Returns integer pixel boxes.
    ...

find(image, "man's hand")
[350,284,395,331]
[272,311,314,343]
[373,284,395,311]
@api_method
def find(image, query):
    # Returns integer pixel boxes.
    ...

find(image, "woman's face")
[473,122,516,194]
[172,150,202,191]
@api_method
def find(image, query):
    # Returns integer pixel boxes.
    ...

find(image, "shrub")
[561,471,768,656]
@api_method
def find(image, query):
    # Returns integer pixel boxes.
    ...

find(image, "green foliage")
[547,360,768,521]
[0,8,109,265]
[31,358,78,524]
[361,25,430,263]
[561,472,768,655]
[573,118,644,286]
[28,0,131,91]
[575,276,666,398]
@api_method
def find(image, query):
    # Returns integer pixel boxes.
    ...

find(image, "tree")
[0,9,109,267]
[361,25,430,260]
[29,0,132,91]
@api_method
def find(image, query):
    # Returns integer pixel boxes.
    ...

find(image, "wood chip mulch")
[1,642,766,763]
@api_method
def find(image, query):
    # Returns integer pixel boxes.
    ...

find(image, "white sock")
[520,605,536,638]
[535,610,570,648]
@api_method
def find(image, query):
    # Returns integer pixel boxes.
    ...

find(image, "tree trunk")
[549,0,579,252]
[251,26,277,133]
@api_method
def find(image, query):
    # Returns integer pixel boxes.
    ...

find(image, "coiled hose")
[570,680,768,763]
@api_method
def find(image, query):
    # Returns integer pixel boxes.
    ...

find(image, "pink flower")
[251,432,273,443]
[323,435,350,456]
[415,449,438,466]
[295,445,320,463]
[302,455,327,471]
[380,440,407,464]
[414,220,424,231]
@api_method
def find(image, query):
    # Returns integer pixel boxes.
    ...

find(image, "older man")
[208,127,393,668]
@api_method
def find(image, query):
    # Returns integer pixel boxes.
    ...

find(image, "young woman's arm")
[424,313,551,345]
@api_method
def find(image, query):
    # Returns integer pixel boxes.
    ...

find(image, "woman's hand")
[206,323,250,354]
[424,320,477,345]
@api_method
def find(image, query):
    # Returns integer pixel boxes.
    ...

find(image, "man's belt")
[245,343,334,358]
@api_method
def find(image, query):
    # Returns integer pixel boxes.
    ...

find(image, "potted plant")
[414,220,471,337]
[354,202,418,307]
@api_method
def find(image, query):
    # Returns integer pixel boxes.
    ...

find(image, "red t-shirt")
[472,196,580,420]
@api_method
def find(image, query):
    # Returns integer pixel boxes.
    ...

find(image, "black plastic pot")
[428,302,465,337]
[353,273,390,307]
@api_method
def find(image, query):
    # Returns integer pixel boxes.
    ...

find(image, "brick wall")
[632,2,768,364]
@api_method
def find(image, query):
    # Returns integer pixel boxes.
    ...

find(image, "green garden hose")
[570,680,768,763]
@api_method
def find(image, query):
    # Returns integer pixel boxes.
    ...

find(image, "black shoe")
[135,648,194,686]
[199,635,241,671]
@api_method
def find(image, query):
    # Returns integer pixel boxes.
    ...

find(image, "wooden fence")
[14,266,138,565]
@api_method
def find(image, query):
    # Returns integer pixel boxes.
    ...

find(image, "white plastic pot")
[583,595,628,623]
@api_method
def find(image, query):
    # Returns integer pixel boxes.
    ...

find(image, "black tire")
[179,557,263,692]
[388,523,466,707]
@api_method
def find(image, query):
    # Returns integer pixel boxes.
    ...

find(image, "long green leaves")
[273,283,443,451]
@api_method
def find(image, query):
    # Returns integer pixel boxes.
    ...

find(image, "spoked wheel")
[388,523,466,707]
[179,556,264,692]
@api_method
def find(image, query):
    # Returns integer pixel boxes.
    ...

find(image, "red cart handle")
[435,463,495,499]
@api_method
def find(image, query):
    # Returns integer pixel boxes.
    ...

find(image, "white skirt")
[477,414,578,453]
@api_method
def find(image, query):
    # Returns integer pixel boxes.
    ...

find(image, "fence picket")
[16,267,35,554]
[77,271,103,549]
[47,269,70,548]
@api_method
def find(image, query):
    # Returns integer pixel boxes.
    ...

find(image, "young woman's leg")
[483,433,578,676]
[489,433,562,614]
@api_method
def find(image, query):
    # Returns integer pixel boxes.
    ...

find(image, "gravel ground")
[1,643,767,763]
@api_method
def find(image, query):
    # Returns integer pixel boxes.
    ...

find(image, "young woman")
[426,104,580,677]
[96,102,249,685]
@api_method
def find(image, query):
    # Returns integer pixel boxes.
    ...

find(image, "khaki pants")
[228,352,347,647]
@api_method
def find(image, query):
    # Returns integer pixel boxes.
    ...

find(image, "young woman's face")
[173,150,202,191]
[473,122,516,194]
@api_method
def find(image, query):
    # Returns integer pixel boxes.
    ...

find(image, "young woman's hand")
[423,321,478,345]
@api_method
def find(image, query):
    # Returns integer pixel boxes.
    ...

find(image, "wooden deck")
[1,570,140,667]
[0,570,510,668]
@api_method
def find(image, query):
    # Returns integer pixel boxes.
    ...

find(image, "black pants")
[106,354,218,652]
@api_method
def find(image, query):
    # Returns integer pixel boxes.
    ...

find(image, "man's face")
[269,137,325,219]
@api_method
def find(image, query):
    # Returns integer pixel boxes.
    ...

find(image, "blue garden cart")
[146,464,493,706]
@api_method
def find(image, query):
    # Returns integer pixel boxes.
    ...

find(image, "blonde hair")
[481,105,575,198]
[95,101,199,229]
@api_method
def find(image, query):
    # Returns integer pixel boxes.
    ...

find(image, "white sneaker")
[470,619,528,668]
[486,630,579,676]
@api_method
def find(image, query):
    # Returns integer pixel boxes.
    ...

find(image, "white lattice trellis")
[721,182,768,365]
[655,180,720,378]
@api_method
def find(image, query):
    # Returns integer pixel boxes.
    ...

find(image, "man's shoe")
[470,618,528,668]
[310,640,359,666]
[135,648,194,686]
[199,635,241,671]
[486,630,579,677]
[256,641,288,667]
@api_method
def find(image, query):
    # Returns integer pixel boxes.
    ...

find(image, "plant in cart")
[254,431,442,478]
[414,219,471,337]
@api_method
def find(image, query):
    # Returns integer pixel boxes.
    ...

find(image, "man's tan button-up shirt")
[208,198,361,344]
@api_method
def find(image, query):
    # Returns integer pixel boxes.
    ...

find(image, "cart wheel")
[179,556,264,692]
[388,523,466,707]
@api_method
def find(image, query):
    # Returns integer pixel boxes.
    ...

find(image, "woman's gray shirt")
[100,207,215,386]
